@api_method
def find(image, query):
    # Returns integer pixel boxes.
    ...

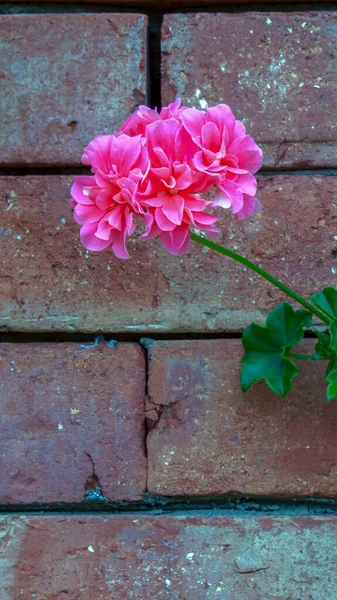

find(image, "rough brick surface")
[2,515,337,599]
[0,14,147,166]
[1,175,336,333]
[0,342,146,504]
[162,12,337,168]
[2,0,333,5]
[147,340,337,498]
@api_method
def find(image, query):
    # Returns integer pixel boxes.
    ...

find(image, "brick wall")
[1,2,337,598]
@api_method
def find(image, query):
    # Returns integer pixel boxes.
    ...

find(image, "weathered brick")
[147,339,337,498]
[162,12,337,168]
[2,515,337,599]
[0,14,147,166]
[1,175,336,333]
[0,342,146,504]
[2,0,334,6]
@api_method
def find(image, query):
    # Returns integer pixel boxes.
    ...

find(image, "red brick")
[162,12,337,169]
[2,515,337,598]
[0,14,147,166]
[147,339,337,498]
[2,0,334,6]
[0,342,146,503]
[1,175,336,333]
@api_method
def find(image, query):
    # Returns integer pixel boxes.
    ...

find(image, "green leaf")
[311,288,337,321]
[314,330,336,359]
[311,287,337,357]
[325,366,337,402]
[241,303,312,398]
[329,321,337,353]
[315,327,337,401]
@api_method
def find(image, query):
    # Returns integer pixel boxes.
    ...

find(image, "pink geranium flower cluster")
[71,99,263,258]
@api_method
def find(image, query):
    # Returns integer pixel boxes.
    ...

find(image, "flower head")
[139,118,218,254]
[70,99,263,258]
[120,98,186,137]
[181,105,263,219]
[71,133,149,259]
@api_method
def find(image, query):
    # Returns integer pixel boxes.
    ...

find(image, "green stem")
[190,233,330,325]
[289,352,322,361]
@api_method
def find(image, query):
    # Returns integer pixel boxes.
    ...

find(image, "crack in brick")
[146,394,183,431]
[84,452,107,502]
[145,394,163,431]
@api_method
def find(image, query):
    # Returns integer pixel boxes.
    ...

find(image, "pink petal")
[162,194,184,225]
[146,119,181,163]
[142,218,161,240]
[192,212,218,226]
[194,150,213,172]
[219,180,244,213]
[236,195,263,220]
[206,104,235,136]
[125,210,136,236]
[161,175,176,190]
[233,120,246,138]
[155,207,177,231]
[225,167,249,175]
[212,187,232,209]
[160,229,191,255]
[201,121,221,152]
[181,108,205,139]
[171,223,190,249]
[152,147,170,169]
[234,172,257,196]
[115,134,142,176]
[200,224,219,234]
[83,135,115,173]
[117,177,137,197]
[111,231,130,259]
[129,167,146,184]
[184,195,209,211]
[80,223,112,251]
[108,205,124,231]
[173,163,192,190]
[175,125,200,162]
[120,105,159,135]
[151,166,171,181]
[95,189,113,211]
[188,171,217,193]
[139,210,155,236]
[227,135,263,173]
[95,217,112,240]
[95,169,113,189]
[160,98,182,119]
[71,178,96,205]
[74,204,104,225]
[141,196,164,208]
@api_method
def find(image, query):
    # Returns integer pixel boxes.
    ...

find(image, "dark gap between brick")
[0,332,243,343]
[0,331,321,344]
[1,3,337,15]
[0,166,90,176]
[147,12,163,109]
[1,495,337,516]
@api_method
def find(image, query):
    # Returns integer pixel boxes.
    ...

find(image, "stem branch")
[191,233,330,325]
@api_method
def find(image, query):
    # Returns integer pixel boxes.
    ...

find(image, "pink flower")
[138,118,218,254]
[71,134,150,259]
[181,104,263,219]
[70,99,263,258]
[120,98,186,137]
